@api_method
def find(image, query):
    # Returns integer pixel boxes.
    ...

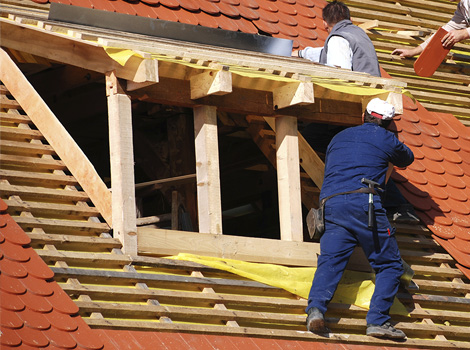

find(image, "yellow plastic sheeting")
[171,253,409,316]
[102,47,398,98]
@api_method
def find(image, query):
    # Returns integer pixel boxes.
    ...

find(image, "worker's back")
[320,123,414,201]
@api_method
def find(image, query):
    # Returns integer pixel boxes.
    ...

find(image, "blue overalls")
[306,122,414,326]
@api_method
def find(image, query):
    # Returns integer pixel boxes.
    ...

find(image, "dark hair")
[322,1,351,26]
[363,110,392,128]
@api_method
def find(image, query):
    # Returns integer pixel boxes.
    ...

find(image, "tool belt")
[306,187,377,240]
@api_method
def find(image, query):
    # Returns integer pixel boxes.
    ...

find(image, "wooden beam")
[138,228,320,266]
[106,71,137,255]
[0,20,158,83]
[272,82,314,109]
[190,68,232,100]
[193,105,222,234]
[0,47,113,225]
[275,116,303,241]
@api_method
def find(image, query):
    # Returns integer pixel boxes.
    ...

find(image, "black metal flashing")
[48,3,293,57]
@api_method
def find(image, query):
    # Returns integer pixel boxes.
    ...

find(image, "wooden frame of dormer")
[0,12,405,264]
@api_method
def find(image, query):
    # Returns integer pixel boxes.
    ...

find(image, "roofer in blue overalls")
[305,98,414,340]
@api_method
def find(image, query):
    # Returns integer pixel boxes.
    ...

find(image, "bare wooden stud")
[106,70,137,255]
[194,105,222,234]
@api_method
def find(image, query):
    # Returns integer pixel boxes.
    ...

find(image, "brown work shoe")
[306,307,330,334]
[366,322,406,339]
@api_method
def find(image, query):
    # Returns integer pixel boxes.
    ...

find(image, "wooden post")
[193,105,222,234]
[106,71,137,255]
[275,116,303,241]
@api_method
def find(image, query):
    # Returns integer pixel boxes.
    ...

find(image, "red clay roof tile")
[237,5,260,20]
[199,0,220,13]
[239,0,259,9]
[236,17,259,33]
[215,1,240,17]
[178,0,200,11]
[0,328,22,347]
[159,0,180,8]
[198,10,220,27]
[1,274,27,295]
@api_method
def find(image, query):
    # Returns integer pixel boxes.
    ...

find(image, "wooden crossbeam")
[190,68,232,99]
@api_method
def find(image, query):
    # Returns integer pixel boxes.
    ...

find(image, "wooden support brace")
[275,116,303,242]
[106,71,138,255]
[190,69,232,100]
[272,82,314,110]
[194,105,223,234]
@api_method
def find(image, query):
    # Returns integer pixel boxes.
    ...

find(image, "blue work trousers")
[306,193,404,325]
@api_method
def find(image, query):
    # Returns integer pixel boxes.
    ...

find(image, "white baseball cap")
[366,98,395,120]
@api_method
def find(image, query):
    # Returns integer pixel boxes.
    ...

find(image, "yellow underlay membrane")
[103,47,406,98]
[171,253,410,317]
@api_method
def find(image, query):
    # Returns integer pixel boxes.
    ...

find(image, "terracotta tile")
[216,1,240,16]
[142,0,161,5]
[199,0,221,14]
[400,111,420,123]
[441,114,470,141]
[419,157,445,174]
[423,169,447,187]
[401,181,428,198]
[70,322,105,350]
[270,338,306,349]
[446,198,470,215]
[437,135,461,152]
[296,25,318,40]
[443,160,465,177]
[97,330,143,349]
[436,237,470,266]
[178,0,200,11]
[238,5,260,20]
[420,134,442,150]
[278,22,299,36]
[405,159,426,173]
[90,0,117,12]
[0,232,4,244]
[0,216,30,245]
[402,95,418,111]
[19,292,53,313]
[197,10,220,27]
[108,0,138,15]
[204,334,240,350]
[451,228,470,243]
[20,307,51,330]
[399,119,420,135]
[275,0,296,15]
[0,274,27,295]
[237,17,259,33]
[297,5,317,19]
[0,309,24,329]
[1,240,31,263]
[456,264,470,280]
[71,0,94,9]
[46,325,79,349]
[181,333,216,349]
[279,0,296,5]
[16,325,50,348]
[133,1,159,17]
[449,210,470,228]
[401,189,432,211]
[442,172,466,189]
[434,122,459,141]
[423,183,448,200]
[225,336,261,349]
[430,199,451,213]
[22,247,54,280]
[0,327,22,347]
[155,4,180,21]
[131,330,169,350]
[0,258,28,278]
[398,131,423,147]
[21,275,54,297]
[257,7,279,22]
[217,15,239,30]
[422,220,454,239]
[416,121,439,137]
[239,0,259,9]
[406,172,428,186]
[415,109,439,126]
[222,0,240,5]
[438,147,462,164]
[0,291,25,312]
[44,311,79,332]
[297,0,316,7]
[154,332,190,349]
[253,18,279,34]
[179,8,203,25]
[160,0,180,8]
[251,338,283,350]
[46,283,80,315]
[258,0,278,12]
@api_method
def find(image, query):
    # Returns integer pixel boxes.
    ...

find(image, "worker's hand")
[292,50,300,57]
[391,46,423,58]
[441,29,470,48]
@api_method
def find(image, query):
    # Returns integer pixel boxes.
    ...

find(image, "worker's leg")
[306,199,358,314]
[358,206,404,325]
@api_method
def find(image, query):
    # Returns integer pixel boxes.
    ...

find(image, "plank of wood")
[106,71,137,255]
[193,105,223,234]
[0,139,55,156]
[274,116,303,241]
[0,183,90,202]
[14,216,109,235]
[4,198,99,217]
[27,232,121,251]
[272,82,314,109]
[0,111,32,123]
[0,47,113,225]
[0,126,44,140]
[190,68,232,100]
[0,168,78,186]
[135,174,196,189]
[0,154,66,170]
[412,279,470,294]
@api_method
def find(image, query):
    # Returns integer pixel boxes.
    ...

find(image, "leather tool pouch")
[306,187,377,241]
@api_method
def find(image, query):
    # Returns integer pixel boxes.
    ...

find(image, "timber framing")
[2,2,470,349]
